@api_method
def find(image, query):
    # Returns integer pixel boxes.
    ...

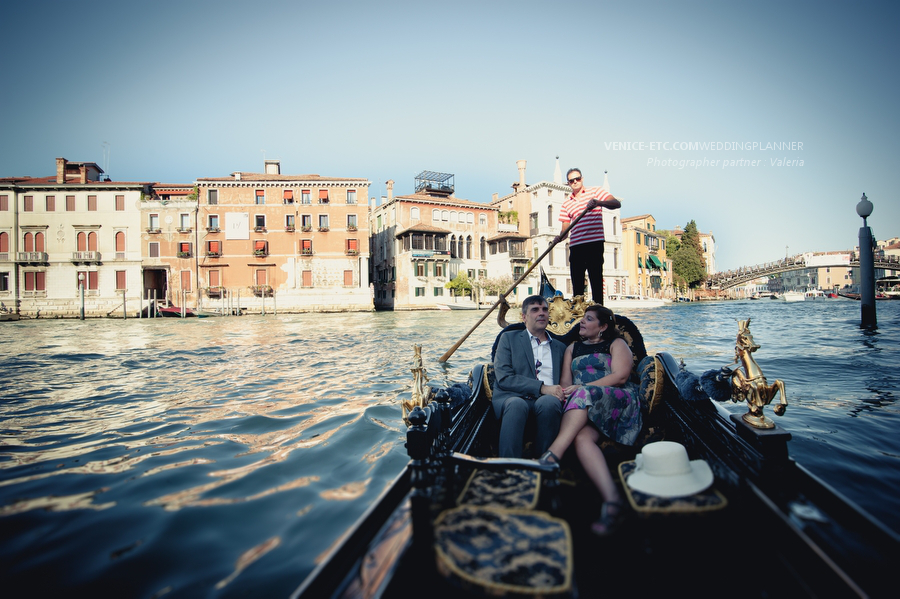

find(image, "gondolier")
[555,168,621,304]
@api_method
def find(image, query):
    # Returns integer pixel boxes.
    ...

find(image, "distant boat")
[750,292,776,300]
[157,306,196,317]
[804,289,826,300]
[605,294,670,308]
[0,313,19,322]
[779,291,805,302]
[437,302,477,311]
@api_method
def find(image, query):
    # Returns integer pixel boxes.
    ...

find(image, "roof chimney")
[516,160,527,190]
[56,158,67,184]
[80,164,88,184]
[265,160,281,175]
[386,179,394,202]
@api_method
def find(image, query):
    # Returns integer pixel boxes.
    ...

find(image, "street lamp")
[78,273,85,320]
[856,193,876,328]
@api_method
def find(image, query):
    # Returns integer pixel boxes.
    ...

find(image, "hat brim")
[625,459,713,498]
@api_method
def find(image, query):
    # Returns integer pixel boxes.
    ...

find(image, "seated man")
[492,295,566,458]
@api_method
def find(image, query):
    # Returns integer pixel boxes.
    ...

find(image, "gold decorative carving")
[496,294,593,334]
[729,318,787,429]
[403,344,433,425]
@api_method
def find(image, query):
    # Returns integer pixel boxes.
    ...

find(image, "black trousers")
[569,240,605,304]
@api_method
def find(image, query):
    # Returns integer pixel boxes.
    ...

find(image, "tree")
[671,220,707,288]
[475,275,515,297]
[446,272,474,298]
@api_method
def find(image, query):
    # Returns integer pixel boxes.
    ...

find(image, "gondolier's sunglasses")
[567,176,582,184]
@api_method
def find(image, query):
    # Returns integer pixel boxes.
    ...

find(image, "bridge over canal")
[706,252,900,290]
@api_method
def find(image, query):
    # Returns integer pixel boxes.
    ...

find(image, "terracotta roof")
[395,223,452,237]
[392,193,496,210]
[197,173,368,183]
[487,232,528,241]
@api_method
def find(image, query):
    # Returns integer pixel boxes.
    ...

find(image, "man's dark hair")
[521,295,548,313]
[566,167,582,180]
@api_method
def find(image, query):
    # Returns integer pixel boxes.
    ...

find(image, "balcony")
[206,251,222,258]
[254,226,267,233]
[317,226,329,232]
[285,226,295,232]
[70,251,99,263]
[346,249,359,256]
[301,225,312,232]
[18,251,49,263]
[206,227,220,233]
[177,227,193,233]
[300,248,313,256]
[177,251,192,259]
[347,225,358,232]
[146,228,161,234]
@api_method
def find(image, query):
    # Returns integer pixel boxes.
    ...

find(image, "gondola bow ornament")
[729,318,787,428]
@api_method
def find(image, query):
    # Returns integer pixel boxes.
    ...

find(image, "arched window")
[466,236,472,259]
[457,237,463,258]
[450,211,457,222]
[480,237,486,259]
[88,231,98,251]
[432,209,440,221]
[24,232,34,252]
[441,210,449,221]
[467,213,474,224]
[479,214,486,226]
[547,205,553,227]
[0,232,8,253]
[411,207,420,220]
[449,235,457,258]
[34,232,44,252]
[116,231,126,252]
[77,231,87,251]
[612,217,618,236]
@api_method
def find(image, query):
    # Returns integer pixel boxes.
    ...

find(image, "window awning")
[318,189,329,198]
[648,254,664,269]
[637,256,643,268]
[255,241,266,250]
[283,190,293,200]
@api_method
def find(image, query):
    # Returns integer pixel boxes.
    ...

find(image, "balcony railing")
[146,228,161,234]
[207,227,220,233]
[177,227,192,233]
[19,252,50,263]
[70,251,99,263]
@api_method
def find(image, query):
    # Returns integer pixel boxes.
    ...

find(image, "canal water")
[1,300,898,597]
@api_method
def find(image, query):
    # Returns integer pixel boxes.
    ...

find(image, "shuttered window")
[116,270,126,290]
[181,270,192,292]
[116,195,124,211]
[344,270,353,286]
[302,270,312,287]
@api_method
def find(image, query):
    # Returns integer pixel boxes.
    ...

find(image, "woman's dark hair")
[584,305,621,342]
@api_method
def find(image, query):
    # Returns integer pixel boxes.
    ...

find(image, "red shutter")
[116,271,126,290]
[344,270,353,286]
[77,232,86,251]
[36,272,46,291]
[24,233,34,252]
[35,232,45,252]
[181,270,192,292]
[0,232,7,252]
[88,232,98,251]
[256,269,266,285]
[209,270,220,287]
[302,270,312,287]
[89,271,98,290]
[116,232,125,252]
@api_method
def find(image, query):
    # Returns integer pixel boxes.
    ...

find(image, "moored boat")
[605,294,670,308]
[293,298,899,598]
[779,290,805,302]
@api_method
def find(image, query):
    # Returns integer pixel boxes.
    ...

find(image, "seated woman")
[540,305,642,536]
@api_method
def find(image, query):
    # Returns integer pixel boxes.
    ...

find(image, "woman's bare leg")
[544,408,588,461]
[573,426,621,504]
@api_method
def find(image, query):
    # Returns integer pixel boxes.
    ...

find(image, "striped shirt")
[559,186,611,246]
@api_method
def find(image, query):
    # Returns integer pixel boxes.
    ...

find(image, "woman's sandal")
[539,450,560,465]
[591,500,625,537]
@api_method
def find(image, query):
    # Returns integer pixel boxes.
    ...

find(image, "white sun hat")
[625,441,713,498]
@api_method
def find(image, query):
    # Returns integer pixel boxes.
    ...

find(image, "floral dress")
[565,340,643,446]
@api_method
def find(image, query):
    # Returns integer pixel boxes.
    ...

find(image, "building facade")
[195,161,372,312]
[1,158,150,317]
[369,177,497,310]
[621,215,672,297]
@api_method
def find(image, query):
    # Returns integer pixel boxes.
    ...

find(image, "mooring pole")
[856,193,877,329]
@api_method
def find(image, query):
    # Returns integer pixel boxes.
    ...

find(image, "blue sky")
[2,0,897,270]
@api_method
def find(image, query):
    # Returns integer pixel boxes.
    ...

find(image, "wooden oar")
[438,201,598,363]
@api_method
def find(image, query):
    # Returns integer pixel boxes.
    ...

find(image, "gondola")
[293,295,899,599]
